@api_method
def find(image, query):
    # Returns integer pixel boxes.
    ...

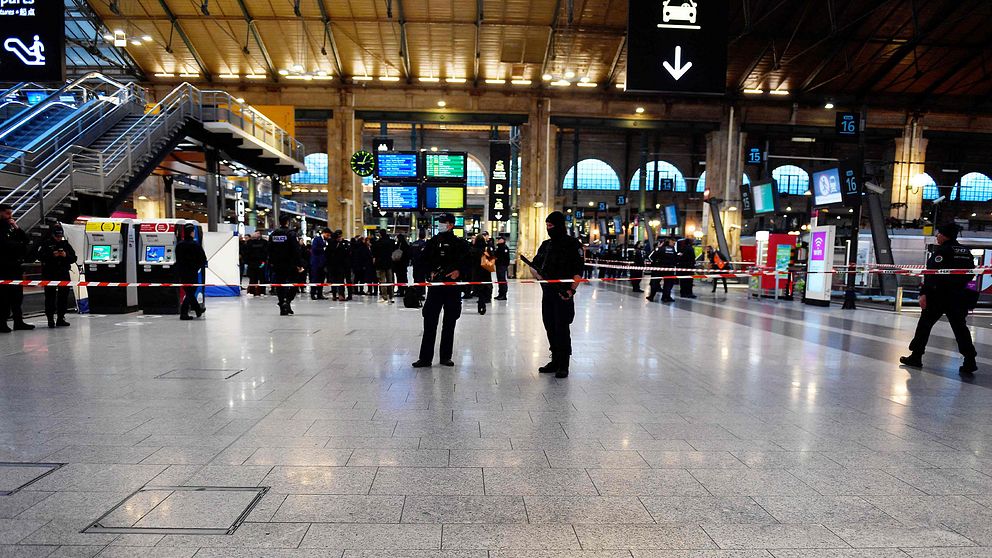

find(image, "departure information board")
[424,153,467,181]
[376,184,420,210]
[426,186,465,210]
[375,152,419,180]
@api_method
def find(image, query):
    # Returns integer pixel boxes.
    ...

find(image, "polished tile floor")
[2,279,992,557]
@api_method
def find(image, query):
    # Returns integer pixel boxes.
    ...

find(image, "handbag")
[391,248,404,263]
[480,252,496,273]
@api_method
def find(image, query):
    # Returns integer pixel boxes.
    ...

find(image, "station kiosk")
[84,218,138,313]
[135,219,204,314]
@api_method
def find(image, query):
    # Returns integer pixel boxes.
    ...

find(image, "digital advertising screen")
[375,152,419,180]
[376,184,420,210]
[425,186,466,210]
[424,153,467,181]
[144,246,166,262]
[663,204,679,228]
[812,168,843,207]
[90,245,112,262]
[751,181,779,215]
[25,91,45,105]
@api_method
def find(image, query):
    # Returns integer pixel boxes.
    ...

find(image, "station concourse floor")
[3,281,992,557]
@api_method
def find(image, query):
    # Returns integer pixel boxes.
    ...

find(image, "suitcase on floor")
[403,288,422,309]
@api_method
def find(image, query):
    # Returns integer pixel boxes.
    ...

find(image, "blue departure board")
[377,185,420,210]
[375,152,419,180]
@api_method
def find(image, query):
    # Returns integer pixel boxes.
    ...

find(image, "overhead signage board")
[616,195,627,206]
[835,112,860,140]
[839,160,862,208]
[812,168,843,207]
[373,137,394,152]
[425,185,465,210]
[488,143,511,222]
[745,147,763,166]
[659,178,675,192]
[424,152,467,182]
[0,0,65,82]
[374,184,420,211]
[626,0,728,94]
[375,152,419,181]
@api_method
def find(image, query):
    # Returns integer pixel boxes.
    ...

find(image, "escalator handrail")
[0,72,134,142]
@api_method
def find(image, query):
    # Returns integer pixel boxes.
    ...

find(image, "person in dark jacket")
[373,230,397,303]
[310,228,331,300]
[326,231,349,301]
[531,211,585,378]
[677,238,698,299]
[393,234,412,297]
[471,233,494,314]
[646,237,677,303]
[706,245,730,293]
[901,223,979,375]
[244,231,268,297]
[0,203,32,333]
[412,213,471,368]
[176,223,207,320]
[268,215,305,315]
[410,229,429,300]
[34,223,77,328]
[352,236,374,296]
[494,235,510,300]
[630,242,645,293]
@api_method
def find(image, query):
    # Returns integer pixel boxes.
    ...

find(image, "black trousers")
[631,271,643,291]
[328,267,346,299]
[310,267,326,298]
[44,286,70,318]
[909,302,977,358]
[542,289,575,364]
[647,274,675,300]
[395,267,409,296]
[247,263,265,295]
[273,270,298,308]
[711,277,728,292]
[496,266,508,298]
[679,271,694,297]
[179,284,201,316]
[0,283,24,323]
[419,285,462,362]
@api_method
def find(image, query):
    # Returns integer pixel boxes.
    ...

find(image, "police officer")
[646,237,677,303]
[494,235,510,301]
[244,231,268,296]
[413,213,470,368]
[901,223,979,375]
[0,203,33,333]
[532,211,585,378]
[310,228,331,300]
[176,223,207,321]
[678,237,698,299]
[34,223,77,328]
[268,215,304,316]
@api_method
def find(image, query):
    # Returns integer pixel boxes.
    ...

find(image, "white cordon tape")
[585,262,984,276]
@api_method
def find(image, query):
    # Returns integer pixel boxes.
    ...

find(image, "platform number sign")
[836,112,860,140]
[616,195,626,206]
[745,147,763,166]
[660,178,675,192]
[839,160,862,208]
[0,0,65,82]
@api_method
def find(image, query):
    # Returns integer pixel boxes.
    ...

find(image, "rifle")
[520,255,574,301]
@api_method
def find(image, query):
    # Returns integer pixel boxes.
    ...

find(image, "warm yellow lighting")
[446,77,467,83]
[154,73,175,78]
[234,97,245,103]
[542,73,553,81]
[576,82,597,88]
[485,79,506,85]
[419,77,440,82]
[219,74,239,79]
[769,89,790,96]
[379,75,400,82]
[278,69,290,76]
[437,100,446,107]
[550,80,571,87]
[511,79,532,85]
[743,88,764,94]
[179,73,199,78]
[353,75,374,81]
[246,73,265,79]
[564,70,575,79]
[141,35,153,42]
[635,107,645,114]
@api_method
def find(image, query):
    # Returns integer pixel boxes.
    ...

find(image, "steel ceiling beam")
[235,0,278,81]
[315,0,345,79]
[156,0,212,80]
[540,0,563,78]
[606,34,626,87]
[735,41,770,90]
[473,0,483,87]
[854,0,970,99]
[918,38,992,101]
[393,0,413,83]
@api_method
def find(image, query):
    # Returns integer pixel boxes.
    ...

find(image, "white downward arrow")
[663,46,692,80]
[494,212,503,220]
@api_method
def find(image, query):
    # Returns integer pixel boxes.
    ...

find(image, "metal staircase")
[0,77,305,236]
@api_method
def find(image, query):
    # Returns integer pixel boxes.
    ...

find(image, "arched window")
[917,173,939,200]
[467,157,487,193]
[697,171,750,193]
[562,159,621,190]
[957,172,992,202]
[292,153,328,185]
[629,161,687,191]
[772,165,810,195]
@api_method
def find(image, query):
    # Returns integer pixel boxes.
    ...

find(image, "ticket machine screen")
[145,246,166,262]
[90,245,112,262]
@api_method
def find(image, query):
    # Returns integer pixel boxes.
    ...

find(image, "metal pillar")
[842,108,867,310]
[271,175,281,225]
[247,176,257,228]
[205,149,219,232]
[571,129,579,215]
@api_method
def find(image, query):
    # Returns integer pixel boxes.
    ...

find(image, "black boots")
[12,321,34,331]
[538,361,557,374]
[961,357,978,376]
[900,353,923,368]
[539,355,569,378]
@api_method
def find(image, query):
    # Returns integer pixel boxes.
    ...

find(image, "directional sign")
[488,143,511,222]
[0,0,65,82]
[626,0,728,94]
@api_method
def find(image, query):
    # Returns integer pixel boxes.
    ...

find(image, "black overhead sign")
[839,160,863,208]
[626,0,728,94]
[835,112,861,140]
[0,0,64,83]
[488,143,511,222]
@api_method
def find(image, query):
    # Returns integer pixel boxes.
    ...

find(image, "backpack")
[391,248,404,263]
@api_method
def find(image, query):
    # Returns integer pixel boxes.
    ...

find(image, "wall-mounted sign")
[488,143,511,222]
[745,147,763,165]
[835,112,860,140]
[0,0,65,82]
[626,0,728,94]
[660,178,675,192]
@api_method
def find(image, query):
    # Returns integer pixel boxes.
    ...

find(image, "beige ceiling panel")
[404,23,474,79]
[88,0,159,18]
[333,21,404,77]
[252,19,336,74]
[324,0,385,21]
[104,17,205,75]
[484,0,558,26]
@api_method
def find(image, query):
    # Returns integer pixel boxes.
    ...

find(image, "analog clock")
[350,150,375,177]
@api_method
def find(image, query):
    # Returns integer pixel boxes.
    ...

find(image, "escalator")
[0,102,78,151]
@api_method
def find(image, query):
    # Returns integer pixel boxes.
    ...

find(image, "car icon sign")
[662,0,697,24]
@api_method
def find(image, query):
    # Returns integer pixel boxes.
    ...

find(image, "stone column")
[890,116,927,222]
[704,107,744,259]
[517,98,554,278]
[327,91,363,237]
[133,176,167,219]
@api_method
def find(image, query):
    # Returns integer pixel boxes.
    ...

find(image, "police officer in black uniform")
[413,213,470,368]
[646,236,677,303]
[901,223,979,375]
[0,203,33,333]
[34,223,77,328]
[533,211,585,378]
[268,215,304,316]
[176,223,207,321]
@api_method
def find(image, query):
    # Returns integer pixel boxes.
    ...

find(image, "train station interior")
[1,0,992,555]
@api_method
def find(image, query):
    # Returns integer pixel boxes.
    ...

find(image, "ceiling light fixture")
[511,79,532,85]
[379,75,400,82]
[743,88,764,94]
[219,73,239,79]
[564,70,575,79]
[824,102,835,110]
[550,80,571,87]
[246,74,266,79]
[635,107,645,114]
[130,39,141,46]
[353,75,374,81]
[278,69,290,75]
[153,72,175,78]
[542,73,553,81]
[769,89,790,96]
[485,79,506,85]
[419,76,440,82]
[437,100,446,107]
[446,77,467,83]
[576,82,597,88]
[579,76,590,83]
[141,35,152,42]
[179,72,199,78]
